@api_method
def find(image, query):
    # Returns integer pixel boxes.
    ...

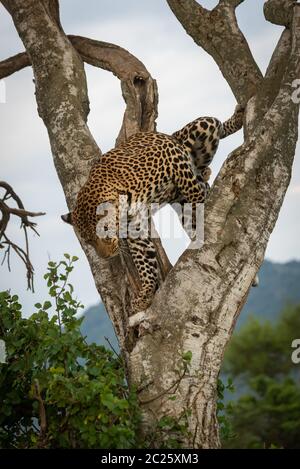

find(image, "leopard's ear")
[61,212,73,225]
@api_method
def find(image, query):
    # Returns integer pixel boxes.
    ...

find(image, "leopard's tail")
[221,104,245,139]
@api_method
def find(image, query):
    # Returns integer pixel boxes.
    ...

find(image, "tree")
[223,305,300,449]
[0,0,299,448]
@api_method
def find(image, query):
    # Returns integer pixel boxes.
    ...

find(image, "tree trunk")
[1,0,299,448]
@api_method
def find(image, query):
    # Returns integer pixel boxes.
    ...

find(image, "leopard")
[62,104,244,313]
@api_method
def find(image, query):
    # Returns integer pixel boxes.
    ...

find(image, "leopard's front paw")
[131,286,155,314]
[131,291,154,314]
[201,167,212,183]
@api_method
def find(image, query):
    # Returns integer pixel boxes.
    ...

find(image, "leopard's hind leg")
[127,237,158,313]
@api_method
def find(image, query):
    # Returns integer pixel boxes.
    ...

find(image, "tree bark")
[1,0,171,352]
[128,0,300,448]
[1,0,299,448]
[166,0,263,105]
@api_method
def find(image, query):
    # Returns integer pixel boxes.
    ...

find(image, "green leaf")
[182,351,192,363]
[49,286,58,297]
[63,291,72,302]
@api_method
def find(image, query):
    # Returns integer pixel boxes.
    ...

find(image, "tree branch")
[68,35,159,145]
[0,52,30,79]
[42,0,62,29]
[264,0,297,27]
[69,36,150,82]
[0,25,171,289]
[166,0,263,103]
[0,35,159,145]
[218,0,245,6]
[245,1,298,133]
[0,182,45,290]
[245,28,292,135]
[67,36,170,280]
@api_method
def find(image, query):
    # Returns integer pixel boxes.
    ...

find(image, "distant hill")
[81,260,300,346]
[240,260,300,325]
[80,302,118,349]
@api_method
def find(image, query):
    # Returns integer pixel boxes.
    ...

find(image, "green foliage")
[224,376,300,449]
[2,254,299,449]
[223,306,300,379]
[182,350,192,364]
[217,377,236,441]
[222,305,300,449]
[0,255,140,449]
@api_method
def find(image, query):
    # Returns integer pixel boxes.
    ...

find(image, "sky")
[0,0,299,315]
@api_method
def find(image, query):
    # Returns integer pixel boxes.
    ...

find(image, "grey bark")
[166,0,263,104]
[1,0,299,448]
[0,0,171,351]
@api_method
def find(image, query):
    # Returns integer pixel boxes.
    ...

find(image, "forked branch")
[166,0,263,103]
[0,181,45,290]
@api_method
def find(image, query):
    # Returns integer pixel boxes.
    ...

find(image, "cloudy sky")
[0,0,299,315]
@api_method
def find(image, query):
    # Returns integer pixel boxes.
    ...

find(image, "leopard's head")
[61,210,119,259]
[94,236,119,259]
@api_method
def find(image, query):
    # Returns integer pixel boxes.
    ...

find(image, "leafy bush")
[217,377,236,441]
[222,305,300,449]
[0,255,140,449]
[224,376,300,449]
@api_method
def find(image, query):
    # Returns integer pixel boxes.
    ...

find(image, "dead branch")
[0,181,45,290]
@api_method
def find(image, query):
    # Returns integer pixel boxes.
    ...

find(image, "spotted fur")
[62,105,244,312]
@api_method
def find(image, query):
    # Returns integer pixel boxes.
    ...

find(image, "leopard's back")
[68,106,244,312]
